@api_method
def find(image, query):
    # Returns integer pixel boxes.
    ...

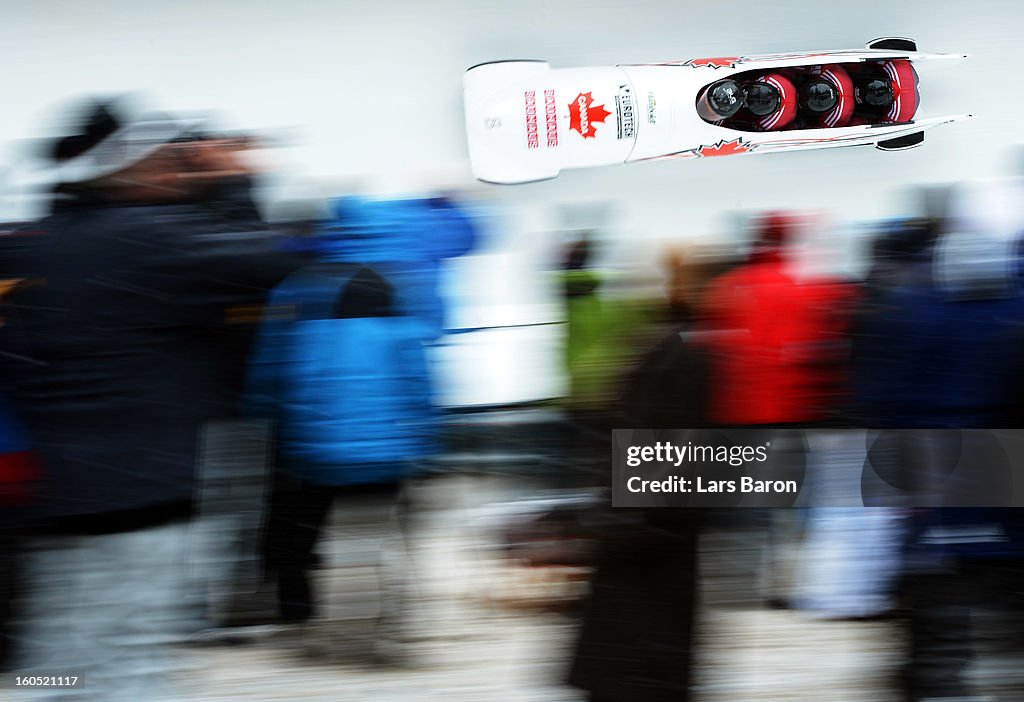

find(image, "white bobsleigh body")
[464,40,970,184]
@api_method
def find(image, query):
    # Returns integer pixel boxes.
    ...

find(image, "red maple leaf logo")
[695,138,753,157]
[568,92,612,139]
[685,56,742,69]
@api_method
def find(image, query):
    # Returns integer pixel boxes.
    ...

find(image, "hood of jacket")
[313,195,477,264]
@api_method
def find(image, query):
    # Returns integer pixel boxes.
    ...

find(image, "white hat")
[48,97,203,184]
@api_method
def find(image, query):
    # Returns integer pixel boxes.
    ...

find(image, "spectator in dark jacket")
[853,181,1024,701]
[0,98,302,700]
[568,246,721,702]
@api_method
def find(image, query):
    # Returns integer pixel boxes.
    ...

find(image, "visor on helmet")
[703,79,743,118]
[744,82,781,117]
[799,79,839,113]
[859,78,894,107]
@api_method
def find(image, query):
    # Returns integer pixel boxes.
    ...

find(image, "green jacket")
[563,269,657,410]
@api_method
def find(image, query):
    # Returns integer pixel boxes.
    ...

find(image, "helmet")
[799,79,839,113]
[703,79,743,118]
[858,78,894,107]
[744,81,781,117]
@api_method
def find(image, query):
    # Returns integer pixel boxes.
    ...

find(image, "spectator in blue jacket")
[249,194,478,659]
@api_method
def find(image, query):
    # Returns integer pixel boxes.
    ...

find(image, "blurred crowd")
[1,95,1024,702]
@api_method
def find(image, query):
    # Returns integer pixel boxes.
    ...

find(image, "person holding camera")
[0,97,302,700]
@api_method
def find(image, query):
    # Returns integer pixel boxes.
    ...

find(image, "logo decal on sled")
[692,138,754,157]
[524,91,539,149]
[544,90,558,147]
[684,56,743,69]
[568,92,612,139]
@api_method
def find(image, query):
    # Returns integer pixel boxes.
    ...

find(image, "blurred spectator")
[853,196,1024,428]
[700,212,854,426]
[293,194,478,341]
[0,97,301,699]
[792,436,905,620]
[562,235,650,419]
[0,251,31,673]
[852,181,1024,701]
[859,217,939,306]
[698,212,856,609]
[568,246,722,702]
[0,392,34,672]
[249,194,476,661]
[620,245,723,428]
[0,278,36,517]
[560,235,657,488]
[0,225,38,283]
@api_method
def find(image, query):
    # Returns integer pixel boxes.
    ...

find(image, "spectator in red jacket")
[699,212,854,426]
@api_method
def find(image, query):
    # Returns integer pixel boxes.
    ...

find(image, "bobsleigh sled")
[464,37,970,184]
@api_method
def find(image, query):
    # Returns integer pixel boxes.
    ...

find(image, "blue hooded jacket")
[301,196,477,341]
[245,196,477,485]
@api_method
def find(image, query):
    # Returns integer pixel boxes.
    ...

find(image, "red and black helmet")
[749,73,797,131]
[855,60,919,123]
[802,65,855,128]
